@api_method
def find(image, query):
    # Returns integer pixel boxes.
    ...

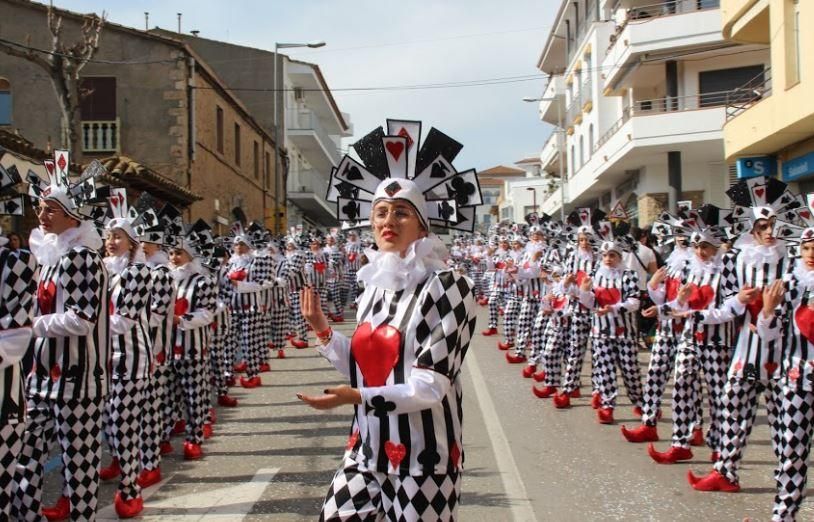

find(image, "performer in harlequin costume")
[496,235,525,351]
[481,235,510,337]
[14,155,109,521]
[324,232,346,322]
[298,120,480,521]
[506,226,548,365]
[469,235,487,304]
[285,237,309,349]
[203,243,239,405]
[163,220,216,460]
[531,265,573,398]
[138,202,181,488]
[640,208,734,465]
[265,238,291,360]
[342,230,363,308]
[576,221,643,424]
[752,195,814,520]
[0,168,38,520]
[93,190,153,518]
[306,235,332,318]
[688,176,797,492]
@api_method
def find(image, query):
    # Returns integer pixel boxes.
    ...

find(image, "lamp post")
[273,40,326,233]
[526,187,538,215]
[523,95,565,221]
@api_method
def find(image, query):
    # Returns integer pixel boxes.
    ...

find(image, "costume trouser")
[238,311,263,379]
[593,336,643,410]
[540,319,569,387]
[343,270,358,308]
[103,379,146,501]
[669,343,729,448]
[486,286,502,329]
[289,291,308,340]
[714,377,782,484]
[210,312,232,396]
[328,279,343,315]
[268,305,288,350]
[162,359,207,445]
[640,332,678,426]
[471,268,483,299]
[773,385,814,522]
[1,421,25,520]
[142,365,169,472]
[513,299,540,356]
[502,295,521,344]
[13,396,103,521]
[317,285,331,317]
[527,311,551,365]
[320,456,461,522]
[560,312,593,394]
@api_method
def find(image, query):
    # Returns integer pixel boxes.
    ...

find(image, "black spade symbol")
[430,161,449,178]
[336,181,359,199]
[447,177,476,205]
[342,201,360,220]
[344,165,363,181]
[438,201,455,220]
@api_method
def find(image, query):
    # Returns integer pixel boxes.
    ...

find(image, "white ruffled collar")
[594,264,624,281]
[29,220,103,267]
[687,253,722,279]
[356,234,448,292]
[146,250,170,269]
[104,253,130,276]
[734,234,786,265]
[575,248,594,262]
[171,259,203,281]
[793,258,814,291]
[229,253,253,268]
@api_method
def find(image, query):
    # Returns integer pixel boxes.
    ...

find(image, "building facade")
[536,0,769,225]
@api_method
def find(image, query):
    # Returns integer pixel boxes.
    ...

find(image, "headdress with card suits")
[26,150,106,221]
[726,176,802,237]
[0,157,26,221]
[594,219,636,255]
[101,190,161,244]
[229,222,252,248]
[326,119,482,232]
[772,193,814,249]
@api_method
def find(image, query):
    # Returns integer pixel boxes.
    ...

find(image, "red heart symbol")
[49,365,61,382]
[745,294,763,324]
[37,281,56,315]
[385,141,405,161]
[174,298,189,317]
[314,262,326,274]
[801,210,811,220]
[795,305,814,343]
[755,188,765,198]
[346,430,360,451]
[665,277,680,301]
[552,296,567,310]
[348,253,357,262]
[579,212,588,221]
[173,346,183,357]
[496,261,506,270]
[594,287,620,307]
[615,327,625,336]
[789,367,801,381]
[575,270,587,286]
[351,322,400,387]
[601,226,610,236]
[228,269,247,281]
[45,161,55,175]
[733,360,744,372]
[109,300,115,316]
[450,442,461,467]
[764,361,779,375]
[694,331,705,342]
[686,284,714,311]
[384,440,407,469]
[156,352,166,364]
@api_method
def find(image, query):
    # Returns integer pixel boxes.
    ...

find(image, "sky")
[57,0,557,173]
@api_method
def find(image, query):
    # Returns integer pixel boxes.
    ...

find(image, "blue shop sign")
[736,156,775,179]
[782,150,814,182]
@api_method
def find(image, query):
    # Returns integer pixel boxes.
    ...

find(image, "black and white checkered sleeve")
[115,264,152,320]
[61,248,104,323]
[0,249,38,329]
[618,270,640,312]
[150,266,173,318]
[720,250,740,301]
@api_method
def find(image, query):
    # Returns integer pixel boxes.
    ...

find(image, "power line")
[0,36,179,65]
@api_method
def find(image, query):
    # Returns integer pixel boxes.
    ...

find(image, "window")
[253,141,260,179]
[570,145,576,177]
[699,65,765,107]
[579,135,585,167]
[481,214,491,225]
[0,78,10,125]
[216,107,224,153]
[79,77,116,120]
[265,151,271,183]
[589,124,595,154]
[234,123,241,166]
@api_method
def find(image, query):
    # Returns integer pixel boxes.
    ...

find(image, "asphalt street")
[34,305,810,520]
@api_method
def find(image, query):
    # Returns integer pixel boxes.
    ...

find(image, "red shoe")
[532,385,557,398]
[240,376,261,388]
[481,327,498,336]
[591,393,601,410]
[285,332,294,340]
[183,441,203,460]
[597,407,615,424]
[225,375,236,387]
[99,457,121,481]
[687,469,740,492]
[553,392,571,409]
[332,315,345,323]
[478,297,488,306]
[172,419,186,436]
[633,406,643,418]
[522,365,536,378]
[259,362,271,373]
[42,495,70,521]
[159,441,174,455]
[137,467,162,488]
[505,352,527,364]
[689,427,704,447]
[710,451,720,463]
[291,338,309,349]
[218,394,238,407]
[569,388,582,398]
[620,424,659,443]
[647,443,693,464]
[277,349,286,359]
[532,370,546,382]
[114,491,144,518]
[233,361,247,373]
[497,341,514,351]
[203,423,213,439]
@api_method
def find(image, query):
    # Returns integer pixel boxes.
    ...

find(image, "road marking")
[466,349,537,521]
[97,467,279,521]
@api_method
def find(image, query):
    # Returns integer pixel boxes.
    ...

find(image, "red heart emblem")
[789,367,801,381]
[594,287,620,307]
[552,296,567,310]
[575,270,588,286]
[351,322,400,386]
[755,187,765,198]
[665,277,680,302]
[175,298,189,317]
[733,360,744,372]
[49,365,61,382]
[385,141,405,161]
[764,361,779,375]
[37,281,56,315]
[686,284,714,311]
[348,253,357,262]
[314,262,326,274]
[109,299,115,316]
[496,261,506,270]
[156,352,166,364]
[745,293,763,324]
[228,269,247,281]
[795,305,814,343]
[346,430,360,451]
[801,210,811,220]
[384,440,407,469]
[615,327,625,336]
[450,442,461,467]
[694,331,705,342]
[173,346,183,357]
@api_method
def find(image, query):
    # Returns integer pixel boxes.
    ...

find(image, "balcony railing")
[608,0,720,52]
[81,119,119,153]
[287,108,341,165]
[568,0,600,63]
[725,67,772,120]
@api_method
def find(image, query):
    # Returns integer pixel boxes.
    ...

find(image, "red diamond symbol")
[56,154,67,172]
[397,127,414,149]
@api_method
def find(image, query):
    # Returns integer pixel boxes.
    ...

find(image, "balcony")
[540,131,561,174]
[81,119,119,153]
[538,75,566,125]
[287,167,337,225]
[286,108,341,173]
[725,66,771,120]
[540,179,567,217]
[566,0,601,64]
[602,0,723,92]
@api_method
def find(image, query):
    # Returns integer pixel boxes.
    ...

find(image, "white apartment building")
[284,58,353,227]
[535,0,769,225]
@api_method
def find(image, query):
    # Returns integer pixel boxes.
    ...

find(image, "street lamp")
[523,95,566,221]
[273,40,326,233]
[526,187,538,214]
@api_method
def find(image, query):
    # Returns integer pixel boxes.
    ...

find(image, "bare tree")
[0,4,105,155]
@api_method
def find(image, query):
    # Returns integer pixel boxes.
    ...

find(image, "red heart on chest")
[495,261,506,270]
[384,440,407,468]
[351,322,401,387]
[37,281,56,315]
[745,294,763,324]
[686,284,714,311]
[575,270,588,287]
[348,253,357,262]
[228,269,247,281]
[552,296,567,310]
[795,305,814,344]
[665,277,680,302]
[109,299,115,316]
[175,298,189,317]
[594,287,621,307]
[314,262,326,274]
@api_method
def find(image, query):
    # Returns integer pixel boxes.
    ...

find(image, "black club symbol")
[438,201,455,221]
[447,177,476,206]
[368,395,396,417]
[342,201,360,220]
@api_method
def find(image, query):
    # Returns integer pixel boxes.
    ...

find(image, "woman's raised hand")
[301,286,329,333]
